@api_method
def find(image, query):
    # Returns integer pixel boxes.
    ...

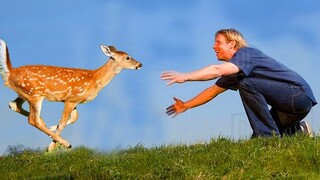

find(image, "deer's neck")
[93,59,122,87]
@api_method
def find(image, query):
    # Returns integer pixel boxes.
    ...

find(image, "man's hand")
[161,71,187,86]
[166,97,187,118]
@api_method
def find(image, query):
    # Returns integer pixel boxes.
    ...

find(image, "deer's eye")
[125,56,131,61]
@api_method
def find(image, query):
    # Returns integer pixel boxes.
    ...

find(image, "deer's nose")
[136,63,142,70]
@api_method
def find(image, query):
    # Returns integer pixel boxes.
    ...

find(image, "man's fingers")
[161,72,175,86]
[173,97,184,106]
[161,71,182,86]
[161,76,171,80]
[173,97,180,102]
[166,105,177,117]
[166,81,174,86]
[166,110,177,118]
[166,105,174,111]
[166,110,176,116]
[166,106,175,115]
[161,71,174,80]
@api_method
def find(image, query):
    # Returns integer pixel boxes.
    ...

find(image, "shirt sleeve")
[215,72,246,91]
[230,48,256,76]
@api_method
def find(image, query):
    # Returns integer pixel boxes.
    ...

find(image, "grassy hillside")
[1,136,320,179]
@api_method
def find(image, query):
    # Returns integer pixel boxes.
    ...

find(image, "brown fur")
[0,41,142,151]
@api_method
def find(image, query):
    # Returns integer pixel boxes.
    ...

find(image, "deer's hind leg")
[9,97,30,117]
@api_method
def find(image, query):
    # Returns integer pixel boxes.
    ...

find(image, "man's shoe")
[298,121,313,137]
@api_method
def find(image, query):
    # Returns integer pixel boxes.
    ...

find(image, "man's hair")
[215,28,248,49]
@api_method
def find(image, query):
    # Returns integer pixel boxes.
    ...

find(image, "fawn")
[0,39,142,151]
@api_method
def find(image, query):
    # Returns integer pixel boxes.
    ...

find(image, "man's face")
[213,34,235,61]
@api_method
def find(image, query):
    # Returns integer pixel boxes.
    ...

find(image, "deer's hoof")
[9,102,17,111]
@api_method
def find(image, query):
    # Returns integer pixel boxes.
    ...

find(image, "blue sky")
[0,0,319,154]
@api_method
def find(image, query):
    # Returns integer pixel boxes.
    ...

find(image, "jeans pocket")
[291,90,312,114]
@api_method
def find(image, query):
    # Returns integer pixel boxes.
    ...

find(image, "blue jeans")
[238,78,313,137]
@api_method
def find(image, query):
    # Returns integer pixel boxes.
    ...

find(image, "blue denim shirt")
[216,47,317,105]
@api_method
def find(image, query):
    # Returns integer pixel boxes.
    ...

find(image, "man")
[161,28,317,138]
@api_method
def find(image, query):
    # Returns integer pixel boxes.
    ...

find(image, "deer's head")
[100,45,142,70]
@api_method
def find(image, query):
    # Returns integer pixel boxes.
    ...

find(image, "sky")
[0,0,319,154]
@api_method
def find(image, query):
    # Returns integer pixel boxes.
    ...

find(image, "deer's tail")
[0,39,13,80]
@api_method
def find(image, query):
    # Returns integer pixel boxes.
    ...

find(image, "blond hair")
[215,28,248,49]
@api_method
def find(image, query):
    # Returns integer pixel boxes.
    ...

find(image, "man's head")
[213,28,247,61]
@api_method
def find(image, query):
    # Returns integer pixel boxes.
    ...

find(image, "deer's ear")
[100,45,117,57]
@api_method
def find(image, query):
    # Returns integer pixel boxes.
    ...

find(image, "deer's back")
[8,65,95,102]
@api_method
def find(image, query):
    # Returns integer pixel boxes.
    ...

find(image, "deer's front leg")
[49,107,78,131]
[28,98,71,151]
[48,102,77,151]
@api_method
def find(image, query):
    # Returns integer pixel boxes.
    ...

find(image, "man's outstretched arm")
[166,85,227,117]
[161,62,239,86]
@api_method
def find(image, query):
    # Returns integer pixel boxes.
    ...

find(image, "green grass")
[1,135,320,179]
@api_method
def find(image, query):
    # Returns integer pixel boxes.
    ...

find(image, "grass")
[1,135,320,179]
